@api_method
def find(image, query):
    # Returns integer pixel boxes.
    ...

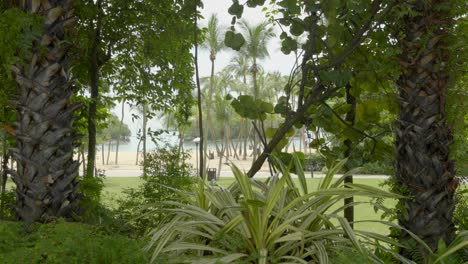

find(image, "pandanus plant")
[145,155,427,263]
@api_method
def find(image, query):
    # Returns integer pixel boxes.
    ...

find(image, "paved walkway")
[103,168,389,179]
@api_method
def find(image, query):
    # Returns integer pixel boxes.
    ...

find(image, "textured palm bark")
[395,0,457,257]
[10,0,81,222]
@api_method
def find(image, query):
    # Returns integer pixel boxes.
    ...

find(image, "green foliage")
[228,0,243,18]
[447,76,468,176]
[230,95,274,121]
[454,187,468,231]
[115,147,194,236]
[0,188,15,220]
[97,113,131,144]
[224,30,245,51]
[446,4,468,177]
[0,219,148,263]
[360,161,394,175]
[146,156,410,263]
[0,7,41,118]
[78,176,105,220]
[305,152,326,171]
[330,247,375,264]
[320,70,353,88]
[0,7,41,67]
[428,232,468,264]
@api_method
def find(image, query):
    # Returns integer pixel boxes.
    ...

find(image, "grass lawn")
[3,175,465,236]
[102,176,396,235]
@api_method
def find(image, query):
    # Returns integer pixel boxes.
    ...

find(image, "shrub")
[360,161,394,175]
[115,146,195,236]
[77,176,105,223]
[0,219,148,263]
[146,156,412,263]
[0,187,15,220]
[454,187,468,231]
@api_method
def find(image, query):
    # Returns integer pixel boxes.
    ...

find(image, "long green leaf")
[433,231,468,263]
[337,216,363,253]
[162,242,228,254]
[292,153,308,194]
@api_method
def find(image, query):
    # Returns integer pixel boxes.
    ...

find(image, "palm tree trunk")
[178,129,185,154]
[135,137,142,165]
[216,145,224,179]
[115,100,125,165]
[11,0,81,222]
[106,140,111,165]
[194,2,204,178]
[252,63,259,163]
[101,143,105,165]
[80,148,86,177]
[395,0,457,258]
[204,58,216,170]
[243,121,249,160]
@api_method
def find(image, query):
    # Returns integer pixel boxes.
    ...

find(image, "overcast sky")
[114,1,295,143]
[198,0,296,77]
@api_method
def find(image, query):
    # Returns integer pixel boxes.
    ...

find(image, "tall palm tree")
[239,20,274,162]
[227,55,251,160]
[10,0,81,222]
[227,55,250,85]
[201,14,225,168]
[394,0,457,258]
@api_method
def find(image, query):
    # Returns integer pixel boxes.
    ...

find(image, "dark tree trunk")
[86,0,104,178]
[343,84,356,229]
[395,0,457,258]
[142,103,147,176]
[194,0,204,178]
[11,0,81,222]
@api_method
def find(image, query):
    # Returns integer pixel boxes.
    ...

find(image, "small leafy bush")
[330,247,375,264]
[77,176,105,223]
[0,219,148,263]
[454,187,468,230]
[0,187,15,220]
[427,232,468,264]
[115,146,195,236]
[360,161,394,175]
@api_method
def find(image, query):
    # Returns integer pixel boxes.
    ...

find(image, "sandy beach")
[85,149,272,177]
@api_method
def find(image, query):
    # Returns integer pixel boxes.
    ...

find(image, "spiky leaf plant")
[146,156,416,263]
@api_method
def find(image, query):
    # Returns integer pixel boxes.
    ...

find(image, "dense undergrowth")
[1,148,467,263]
[0,219,148,263]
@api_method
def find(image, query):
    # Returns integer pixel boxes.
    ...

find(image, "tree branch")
[321,101,378,154]
[247,85,337,177]
[309,0,382,71]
